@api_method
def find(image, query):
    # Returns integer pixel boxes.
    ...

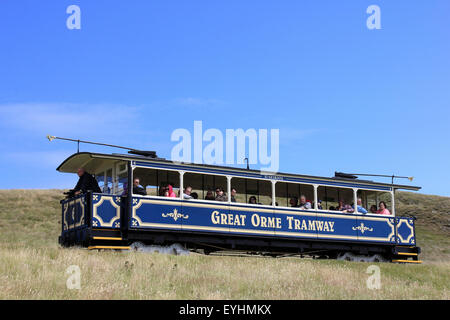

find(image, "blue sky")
[0,0,449,196]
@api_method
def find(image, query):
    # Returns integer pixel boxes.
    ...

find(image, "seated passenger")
[298,195,312,210]
[191,192,198,199]
[249,196,257,204]
[215,188,227,201]
[370,205,378,213]
[351,198,367,214]
[337,200,353,213]
[73,168,102,196]
[329,206,336,211]
[166,184,176,198]
[289,197,298,207]
[183,186,193,199]
[205,190,215,201]
[377,201,391,215]
[317,200,323,210]
[231,188,237,202]
[133,178,147,196]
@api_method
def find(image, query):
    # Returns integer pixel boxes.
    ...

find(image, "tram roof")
[56,152,421,191]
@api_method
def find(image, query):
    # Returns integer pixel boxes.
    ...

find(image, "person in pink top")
[166,184,176,198]
[377,201,391,215]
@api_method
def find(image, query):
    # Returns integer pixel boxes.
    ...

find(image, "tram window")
[117,163,127,173]
[231,178,272,205]
[357,190,393,214]
[358,190,371,213]
[132,168,180,197]
[378,192,393,214]
[275,182,314,208]
[182,172,225,200]
[317,186,353,211]
[203,174,227,201]
[116,171,128,195]
[182,172,201,199]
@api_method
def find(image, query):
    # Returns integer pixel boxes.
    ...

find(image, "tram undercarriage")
[59,226,421,263]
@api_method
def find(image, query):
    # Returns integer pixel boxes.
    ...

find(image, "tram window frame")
[182,171,227,202]
[355,189,394,216]
[230,177,272,206]
[317,186,354,213]
[94,168,114,194]
[132,167,180,197]
[376,191,394,216]
[275,181,315,209]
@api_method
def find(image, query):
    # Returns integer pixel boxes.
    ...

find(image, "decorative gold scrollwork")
[352,222,374,234]
[161,209,189,222]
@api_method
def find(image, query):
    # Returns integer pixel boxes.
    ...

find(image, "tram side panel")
[355,215,397,244]
[395,217,417,246]
[273,207,318,240]
[130,197,182,231]
[60,194,89,246]
[181,200,230,235]
[227,204,275,237]
[91,193,122,229]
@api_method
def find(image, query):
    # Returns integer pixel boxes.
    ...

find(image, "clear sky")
[0,0,449,196]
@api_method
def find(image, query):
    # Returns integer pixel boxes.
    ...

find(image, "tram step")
[92,236,123,241]
[396,252,418,256]
[88,245,130,250]
[392,259,422,264]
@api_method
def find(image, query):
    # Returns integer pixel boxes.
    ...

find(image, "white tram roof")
[56,152,421,192]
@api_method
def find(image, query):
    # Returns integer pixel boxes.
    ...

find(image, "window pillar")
[272,181,276,207]
[179,171,184,199]
[353,188,358,214]
[227,176,232,202]
[391,189,396,216]
[313,184,319,210]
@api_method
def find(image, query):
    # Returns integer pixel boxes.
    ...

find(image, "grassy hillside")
[0,189,449,299]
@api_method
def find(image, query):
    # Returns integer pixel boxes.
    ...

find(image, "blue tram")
[58,151,422,263]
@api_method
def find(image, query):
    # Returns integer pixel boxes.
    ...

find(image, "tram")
[57,150,422,263]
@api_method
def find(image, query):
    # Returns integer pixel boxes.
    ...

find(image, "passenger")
[231,188,237,203]
[191,192,198,200]
[298,195,312,210]
[215,187,227,201]
[289,197,298,207]
[159,186,167,196]
[133,178,147,196]
[205,190,215,201]
[183,186,193,199]
[338,200,352,213]
[73,168,102,196]
[166,184,176,198]
[317,200,323,210]
[351,198,367,214]
[370,205,378,214]
[249,196,257,204]
[377,201,391,215]
[329,206,336,211]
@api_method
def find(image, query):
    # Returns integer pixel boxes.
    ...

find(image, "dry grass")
[0,189,449,299]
